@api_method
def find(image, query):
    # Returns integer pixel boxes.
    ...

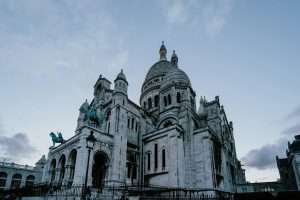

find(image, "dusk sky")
[0,0,300,183]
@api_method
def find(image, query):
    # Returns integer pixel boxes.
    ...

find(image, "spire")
[171,50,178,67]
[159,41,167,61]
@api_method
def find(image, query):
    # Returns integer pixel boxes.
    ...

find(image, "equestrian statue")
[50,132,66,147]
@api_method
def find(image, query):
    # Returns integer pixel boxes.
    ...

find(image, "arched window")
[154,144,158,169]
[131,118,135,129]
[163,120,173,128]
[168,94,171,105]
[59,155,66,182]
[25,175,35,187]
[128,118,130,128]
[143,102,146,109]
[147,152,151,170]
[162,149,166,169]
[0,172,7,189]
[135,122,138,132]
[177,92,181,103]
[132,164,137,179]
[11,174,22,189]
[69,151,77,182]
[127,163,131,179]
[154,95,159,107]
[107,122,110,134]
[148,98,152,109]
[164,96,167,106]
[50,159,56,183]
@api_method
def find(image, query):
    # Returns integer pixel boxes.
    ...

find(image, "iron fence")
[0,183,234,200]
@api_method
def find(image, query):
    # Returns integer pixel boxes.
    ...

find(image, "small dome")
[79,99,89,112]
[171,50,178,60]
[115,69,127,83]
[161,67,191,90]
[160,41,166,51]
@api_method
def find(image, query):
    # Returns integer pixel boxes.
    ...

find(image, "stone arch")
[154,143,158,169]
[105,109,111,133]
[148,97,152,109]
[126,150,138,181]
[176,92,181,103]
[50,159,56,183]
[167,94,172,105]
[67,149,77,184]
[11,173,22,189]
[25,175,35,187]
[164,96,167,106]
[146,150,152,171]
[157,116,177,129]
[92,151,110,187]
[0,172,8,189]
[154,95,159,107]
[58,154,66,182]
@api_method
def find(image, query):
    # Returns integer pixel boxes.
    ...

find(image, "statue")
[79,103,105,130]
[49,132,66,147]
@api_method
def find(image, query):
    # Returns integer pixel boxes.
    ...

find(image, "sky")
[0,0,299,183]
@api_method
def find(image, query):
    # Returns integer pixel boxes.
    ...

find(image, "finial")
[162,41,164,45]
[159,41,167,60]
[121,69,123,73]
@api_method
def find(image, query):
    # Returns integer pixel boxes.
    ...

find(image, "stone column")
[5,173,12,190]
[86,149,95,186]
[62,165,71,186]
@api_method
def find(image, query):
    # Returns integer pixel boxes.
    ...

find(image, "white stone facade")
[43,42,240,193]
[0,156,45,190]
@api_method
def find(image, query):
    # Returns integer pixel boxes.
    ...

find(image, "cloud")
[164,0,190,26]
[201,0,233,39]
[241,137,288,170]
[158,0,233,39]
[0,0,128,77]
[285,106,300,120]
[281,122,300,136]
[0,116,4,135]
[242,106,300,171]
[0,133,39,162]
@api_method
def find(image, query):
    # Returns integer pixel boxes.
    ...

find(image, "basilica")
[42,42,240,193]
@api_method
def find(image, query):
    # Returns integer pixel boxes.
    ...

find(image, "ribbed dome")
[161,67,191,89]
[115,69,127,83]
[144,60,173,81]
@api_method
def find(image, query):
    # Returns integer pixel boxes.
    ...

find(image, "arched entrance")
[92,152,109,187]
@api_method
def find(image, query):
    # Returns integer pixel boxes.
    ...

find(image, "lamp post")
[82,131,96,199]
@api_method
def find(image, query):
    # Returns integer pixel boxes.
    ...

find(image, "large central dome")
[144,60,172,82]
[140,42,194,108]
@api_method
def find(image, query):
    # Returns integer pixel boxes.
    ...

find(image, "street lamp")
[82,131,96,199]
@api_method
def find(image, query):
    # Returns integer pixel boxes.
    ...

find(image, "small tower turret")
[114,69,128,96]
[171,50,178,67]
[35,155,47,169]
[94,74,111,105]
[159,41,167,61]
[198,96,205,114]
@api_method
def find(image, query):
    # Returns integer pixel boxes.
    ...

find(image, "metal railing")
[0,182,235,199]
